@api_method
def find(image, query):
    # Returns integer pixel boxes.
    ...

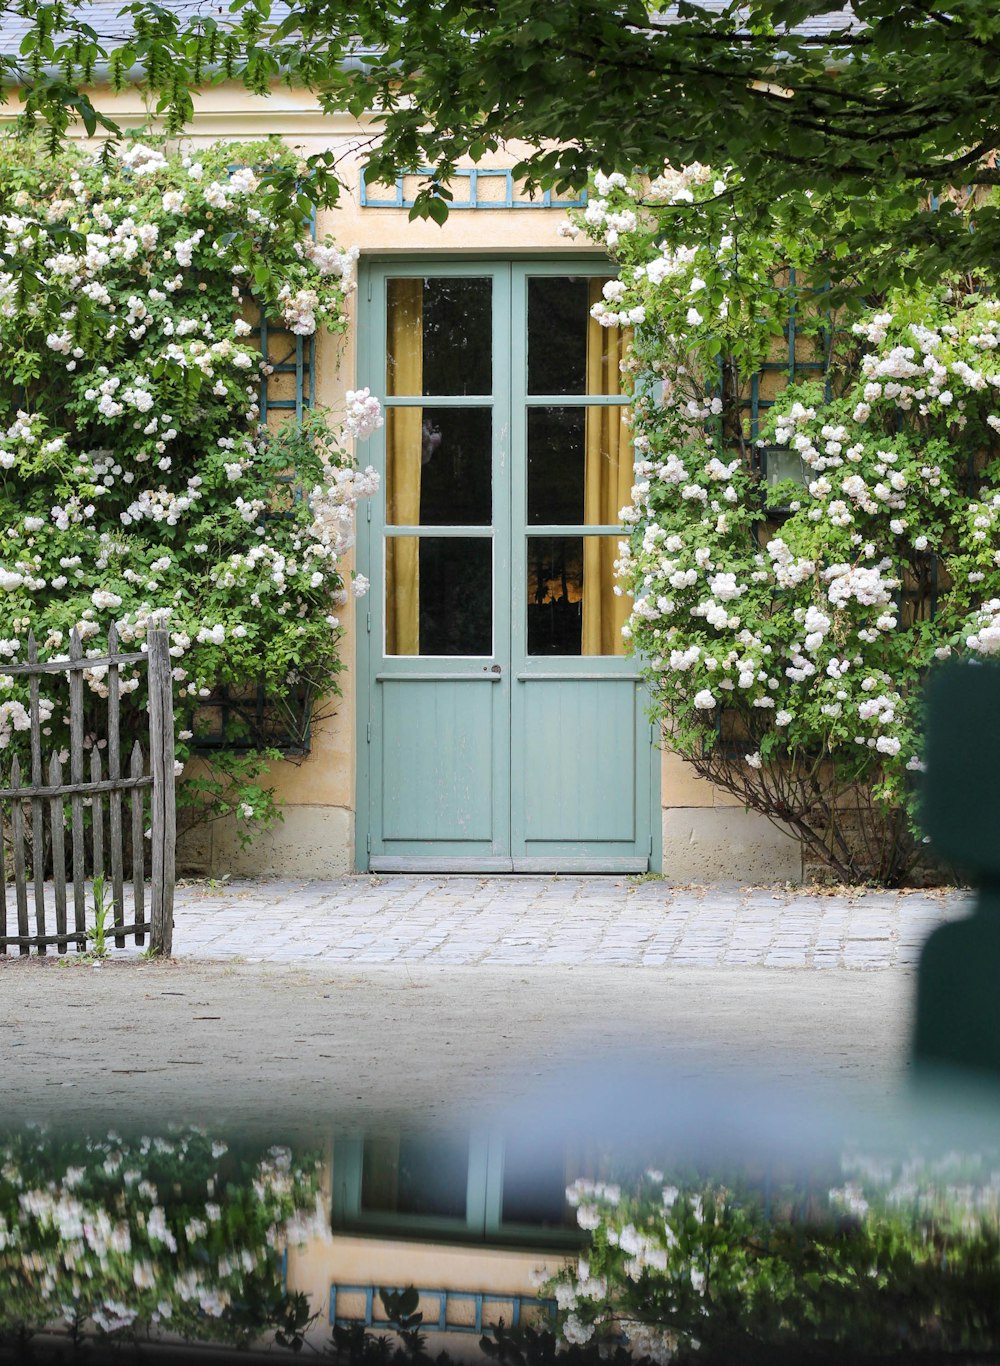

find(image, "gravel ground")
[0,957,914,1138]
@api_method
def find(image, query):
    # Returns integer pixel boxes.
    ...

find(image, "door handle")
[483,664,502,674]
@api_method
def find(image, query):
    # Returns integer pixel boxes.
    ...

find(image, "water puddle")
[3,1068,1000,1363]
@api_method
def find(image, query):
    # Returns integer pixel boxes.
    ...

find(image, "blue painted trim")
[359,165,587,211]
[198,276,315,755]
[256,321,312,429]
[356,257,659,872]
[257,203,315,427]
[329,1285,557,1335]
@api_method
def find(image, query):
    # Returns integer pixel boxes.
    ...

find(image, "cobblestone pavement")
[143,876,970,969]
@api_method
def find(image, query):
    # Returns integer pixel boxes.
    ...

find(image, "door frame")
[354,254,662,874]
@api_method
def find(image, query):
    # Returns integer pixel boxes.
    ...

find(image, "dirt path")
[0,959,913,1138]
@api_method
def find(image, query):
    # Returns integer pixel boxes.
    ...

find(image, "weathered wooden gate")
[0,627,176,956]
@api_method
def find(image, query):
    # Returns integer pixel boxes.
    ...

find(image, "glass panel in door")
[386,536,493,657]
[525,535,629,657]
[387,276,492,396]
[386,407,492,526]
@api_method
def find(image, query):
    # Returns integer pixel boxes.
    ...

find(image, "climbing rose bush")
[0,1124,326,1347]
[540,1157,1000,1364]
[0,135,379,836]
[573,170,1000,883]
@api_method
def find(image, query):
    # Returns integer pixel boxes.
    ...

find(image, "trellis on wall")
[708,265,945,761]
[739,271,941,631]
[733,269,833,492]
[360,165,588,211]
[329,1285,557,1337]
[191,678,316,756]
[192,315,317,756]
[258,316,316,424]
[712,273,831,759]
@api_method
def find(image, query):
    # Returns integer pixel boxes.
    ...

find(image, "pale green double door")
[357,260,657,872]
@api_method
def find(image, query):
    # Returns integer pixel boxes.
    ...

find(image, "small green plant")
[327,1288,428,1363]
[379,1287,427,1359]
[88,875,111,958]
[272,1290,320,1353]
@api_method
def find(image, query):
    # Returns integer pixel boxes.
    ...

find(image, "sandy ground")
[0,958,915,1139]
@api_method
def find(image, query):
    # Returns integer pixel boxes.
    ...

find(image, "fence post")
[26,633,46,955]
[147,630,176,956]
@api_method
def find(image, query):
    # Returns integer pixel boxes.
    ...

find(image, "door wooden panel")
[515,678,637,843]
[380,679,498,845]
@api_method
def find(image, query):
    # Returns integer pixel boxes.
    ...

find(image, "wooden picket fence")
[0,627,176,956]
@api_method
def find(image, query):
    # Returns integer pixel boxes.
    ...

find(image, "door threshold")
[370,857,649,874]
[371,857,514,873]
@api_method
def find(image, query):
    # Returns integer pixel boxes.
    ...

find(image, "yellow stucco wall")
[4,82,802,880]
[288,1233,564,1357]
[276,1133,565,1358]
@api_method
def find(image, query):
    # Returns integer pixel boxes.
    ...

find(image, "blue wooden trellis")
[329,1284,557,1336]
[740,269,939,627]
[191,290,317,755]
[739,267,832,491]
[705,269,831,757]
[360,165,587,211]
[257,318,316,425]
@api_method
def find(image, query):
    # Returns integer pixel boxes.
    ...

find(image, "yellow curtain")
[385,280,423,655]
[582,279,632,656]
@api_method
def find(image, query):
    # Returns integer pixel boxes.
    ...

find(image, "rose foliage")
[0,1124,326,1347]
[0,134,379,839]
[545,1155,1000,1364]
[573,169,1000,883]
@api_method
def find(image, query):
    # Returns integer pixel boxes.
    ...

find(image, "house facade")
[1,75,803,883]
[287,1128,578,1359]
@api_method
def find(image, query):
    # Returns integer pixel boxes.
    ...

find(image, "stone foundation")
[661,807,803,884]
[178,804,354,878]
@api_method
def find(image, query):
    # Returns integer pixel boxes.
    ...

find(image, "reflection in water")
[0,1125,326,1361]
[3,1080,1000,1364]
[548,1155,1000,1364]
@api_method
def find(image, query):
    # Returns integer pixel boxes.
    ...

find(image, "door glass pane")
[386,277,492,396]
[361,1135,469,1220]
[527,405,632,525]
[386,406,492,526]
[763,448,808,490]
[500,1135,575,1229]
[527,275,628,395]
[526,535,628,656]
[386,536,492,656]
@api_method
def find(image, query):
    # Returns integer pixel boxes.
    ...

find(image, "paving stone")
[8,876,971,970]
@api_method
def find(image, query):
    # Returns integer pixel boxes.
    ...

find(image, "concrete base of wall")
[662,806,803,884]
[178,803,801,883]
[178,805,354,878]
